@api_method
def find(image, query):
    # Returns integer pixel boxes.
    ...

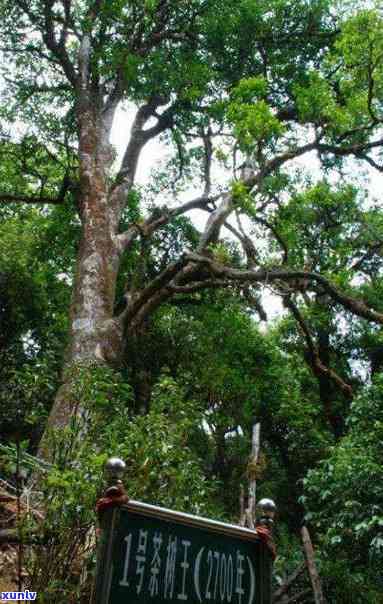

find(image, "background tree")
[302,374,383,602]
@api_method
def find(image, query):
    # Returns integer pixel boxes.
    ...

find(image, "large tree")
[1,0,383,447]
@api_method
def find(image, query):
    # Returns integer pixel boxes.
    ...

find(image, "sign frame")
[91,500,272,604]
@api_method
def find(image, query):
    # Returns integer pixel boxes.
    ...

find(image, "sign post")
[91,459,275,604]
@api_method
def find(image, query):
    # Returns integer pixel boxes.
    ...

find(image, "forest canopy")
[0,0,383,601]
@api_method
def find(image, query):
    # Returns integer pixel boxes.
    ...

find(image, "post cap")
[105,457,126,481]
[257,498,277,519]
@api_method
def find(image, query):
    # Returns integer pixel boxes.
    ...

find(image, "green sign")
[92,500,272,604]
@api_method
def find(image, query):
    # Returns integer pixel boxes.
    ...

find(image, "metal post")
[256,498,277,604]
[90,457,126,604]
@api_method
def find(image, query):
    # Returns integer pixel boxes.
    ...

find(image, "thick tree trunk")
[45,105,123,434]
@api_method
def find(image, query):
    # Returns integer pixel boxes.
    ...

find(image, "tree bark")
[44,102,124,435]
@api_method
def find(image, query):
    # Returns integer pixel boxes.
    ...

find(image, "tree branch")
[253,216,289,264]
[285,296,353,398]
[108,98,176,232]
[42,0,78,86]
[0,194,64,205]
[351,241,383,272]
[202,125,213,196]
[184,252,383,325]
[318,138,383,162]
[354,151,383,173]
[223,218,259,268]
[122,257,187,323]
[273,562,306,601]
[169,278,230,294]
[197,193,233,252]
[116,193,219,252]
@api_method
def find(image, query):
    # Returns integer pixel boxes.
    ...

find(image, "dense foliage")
[302,376,383,601]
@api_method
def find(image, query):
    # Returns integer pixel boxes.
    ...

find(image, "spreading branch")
[285,296,353,398]
[183,252,383,326]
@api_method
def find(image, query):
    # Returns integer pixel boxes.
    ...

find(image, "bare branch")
[197,193,233,252]
[109,92,174,192]
[318,138,383,162]
[255,141,319,186]
[223,218,259,268]
[115,125,383,264]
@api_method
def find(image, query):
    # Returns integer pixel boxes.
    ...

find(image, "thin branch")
[42,0,78,86]
[279,588,312,604]
[256,141,319,186]
[285,296,353,397]
[354,151,383,173]
[273,562,306,601]
[318,138,383,160]
[202,125,213,196]
[116,193,219,252]
[253,216,289,264]
[351,241,383,272]
[0,194,63,205]
[190,140,320,255]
